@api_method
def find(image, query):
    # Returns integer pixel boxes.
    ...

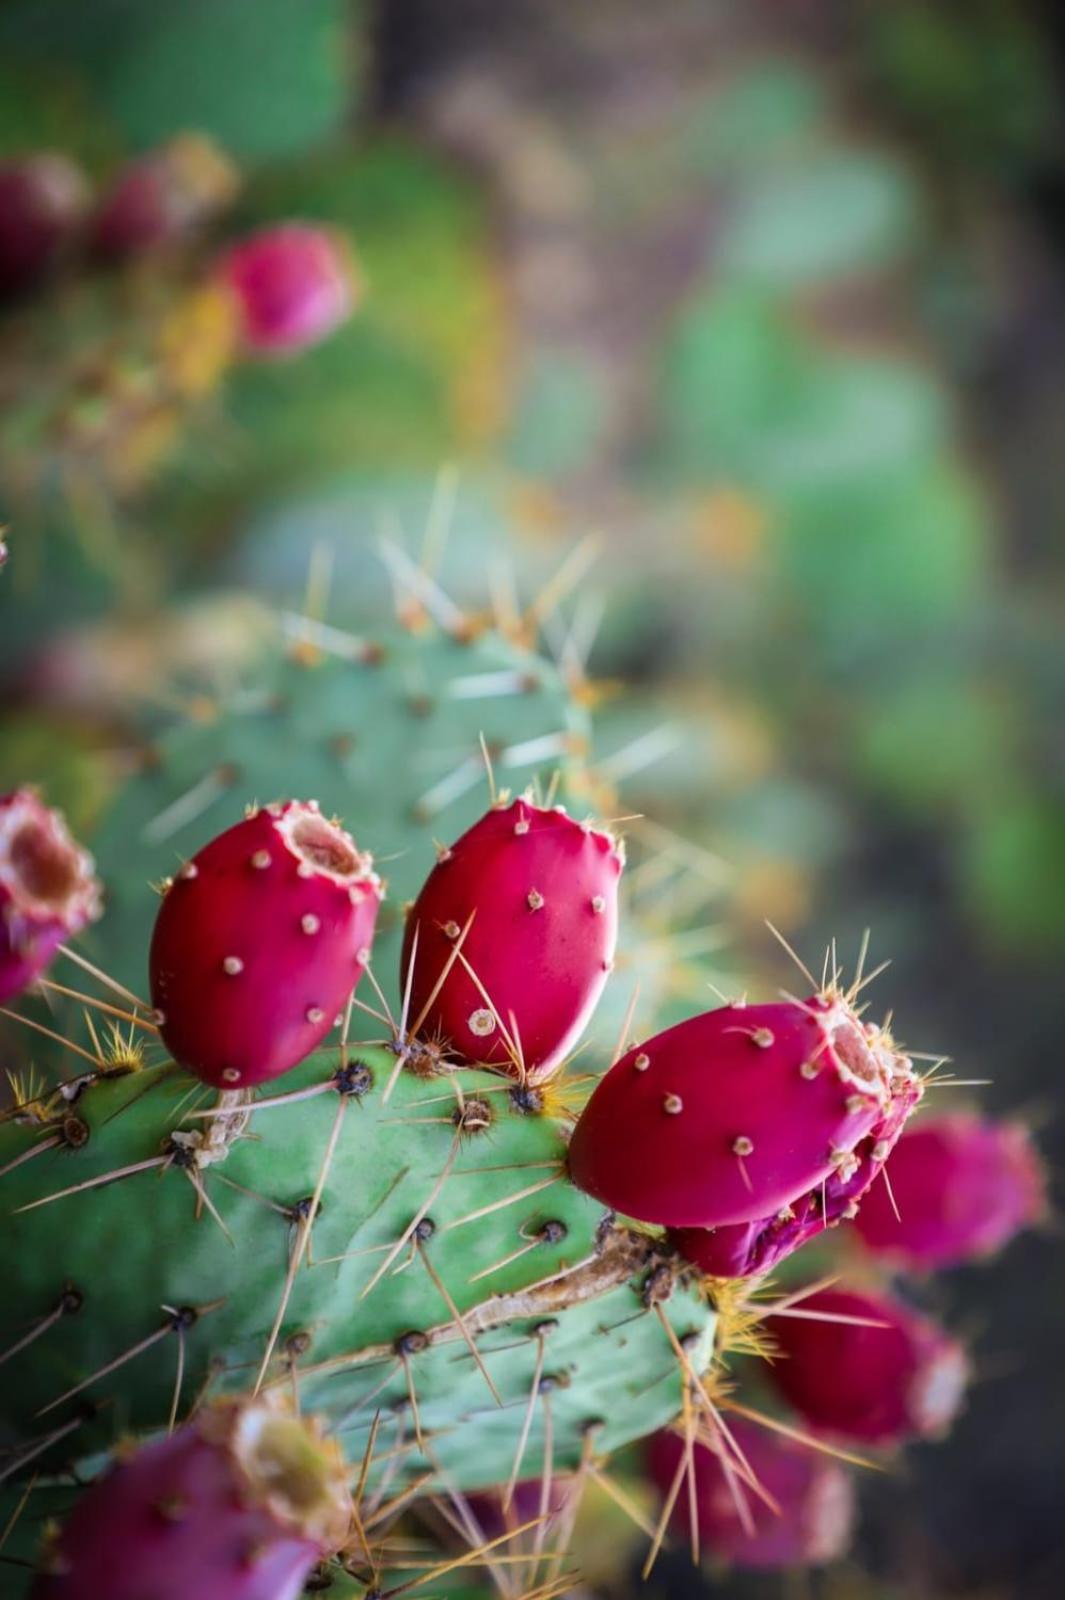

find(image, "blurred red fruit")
[0,154,89,298]
[219,224,356,354]
[766,1287,968,1445]
[91,134,238,260]
[0,789,101,1004]
[646,1418,855,1568]
[855,1112,1046,1269]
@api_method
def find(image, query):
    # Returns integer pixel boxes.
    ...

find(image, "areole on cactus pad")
[567,992,921,1229]
[401,795,622,1083]
[149,800,380,1088]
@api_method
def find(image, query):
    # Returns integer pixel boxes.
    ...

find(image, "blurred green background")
[1,1,1062,1596]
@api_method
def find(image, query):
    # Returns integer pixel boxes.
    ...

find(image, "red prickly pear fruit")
[645,1418,855,1569]
[0,790,102,1004]
[0,154,90,298]
[30,1396,350,1600]
[672,1064,923,1278]
[219,224,357,355]
[91,135,239,260]
[401,797,623,1083]
[149,800,381,1089]
[766,1287,969,1446]
[855,1112,1047,1269]
[568,992,920,1227]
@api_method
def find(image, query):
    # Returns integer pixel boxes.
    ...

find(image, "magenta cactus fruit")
[0,789,101,1004]
[91,134,238,260]
[401,797,623,1083]
[672,1061,923,1277]
[646,1418,855,1568]
[855,1111,1047,1269]
[219,224,356,355]
[568,992,920,1227]
[766,1286,969,1446]
[30,1396,350,1600]
[149,800,380,1088]
[0,153,89,298]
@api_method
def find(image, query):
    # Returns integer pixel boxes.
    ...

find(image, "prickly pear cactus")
[0,588,1025,1596]
[0,603,719,1598]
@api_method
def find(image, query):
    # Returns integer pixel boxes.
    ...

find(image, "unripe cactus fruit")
[765,1287,969,1445]
[0,154,90,298]
[401,797,623,1082]
[854,1112,1046,1269]
[672,1062,923,1277]
[0,789,101,1004]
[30,1396,350,1600]
[219,224,356,355]
[568,994,919,1227]
[645,1418,855,1568]
[149,800,380,1088]
[90,135,239,260]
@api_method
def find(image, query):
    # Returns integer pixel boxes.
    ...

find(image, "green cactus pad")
[0,1045,715,1493]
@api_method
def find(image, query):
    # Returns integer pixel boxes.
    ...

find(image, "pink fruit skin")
[855,1112,1046,1269]
[646,1417,854,1569]
[149,801,380,1089]
[673,1068,923,1277]
[220,225,355,354]
[0,790,101,1005]
[31,1407,343,1600]
[0,155,89,297]
[766,1287,968,1445]
[401,798,623,1084]
[568,995,918,1227]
